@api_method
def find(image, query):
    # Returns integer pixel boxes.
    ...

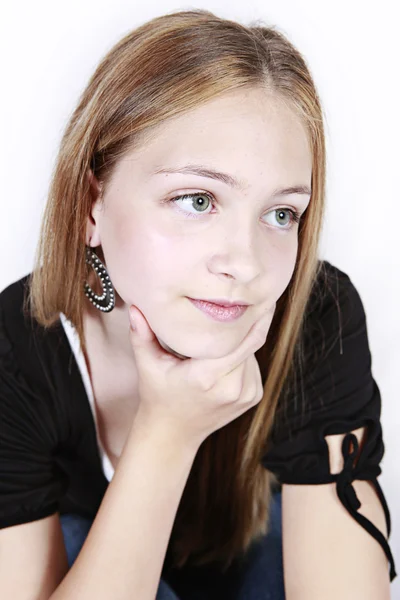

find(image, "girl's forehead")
[119,107,311,180]
[123,88,304,147]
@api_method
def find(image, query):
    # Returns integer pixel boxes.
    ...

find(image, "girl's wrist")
[128,406,202,460]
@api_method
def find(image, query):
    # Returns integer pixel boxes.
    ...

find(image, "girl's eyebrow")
[152,163,312,197]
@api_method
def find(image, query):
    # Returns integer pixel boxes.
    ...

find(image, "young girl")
[0,9,396,600]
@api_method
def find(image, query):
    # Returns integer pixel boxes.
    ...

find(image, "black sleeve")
[0,283,68,528]
[261,260,397,582]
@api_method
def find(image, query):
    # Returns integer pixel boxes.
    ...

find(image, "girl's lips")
[188,298,248,322]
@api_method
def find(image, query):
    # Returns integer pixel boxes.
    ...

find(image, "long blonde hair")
[25,9,326,571]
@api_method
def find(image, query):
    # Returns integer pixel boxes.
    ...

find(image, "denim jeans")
[60,491,284,600]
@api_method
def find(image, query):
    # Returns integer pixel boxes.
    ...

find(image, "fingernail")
[129,308,136,330]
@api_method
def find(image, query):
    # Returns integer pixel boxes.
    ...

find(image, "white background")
[1,0,399,594]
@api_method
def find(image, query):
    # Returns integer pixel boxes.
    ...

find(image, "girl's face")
[86,87,312,359]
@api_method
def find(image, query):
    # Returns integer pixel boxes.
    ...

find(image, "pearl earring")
[83,245,115,312]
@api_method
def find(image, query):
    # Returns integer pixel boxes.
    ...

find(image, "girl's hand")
[128,303,276,449]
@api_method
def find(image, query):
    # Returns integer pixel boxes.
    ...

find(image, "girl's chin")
[157,336,190,360]
[157,335,241,362]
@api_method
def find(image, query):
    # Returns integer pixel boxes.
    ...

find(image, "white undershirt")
[59,312,115,482]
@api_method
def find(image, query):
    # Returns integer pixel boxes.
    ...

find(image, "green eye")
[167,192,213,218]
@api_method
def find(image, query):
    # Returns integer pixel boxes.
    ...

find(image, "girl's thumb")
[129,306,139,334]
[129,306,153,344]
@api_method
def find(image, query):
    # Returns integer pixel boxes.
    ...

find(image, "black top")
[0,261,396,582]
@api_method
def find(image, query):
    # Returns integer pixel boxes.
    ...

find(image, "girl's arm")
[282,426,391,600]
[51,409,199,600]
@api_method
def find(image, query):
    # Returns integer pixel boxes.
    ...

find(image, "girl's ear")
[87,168,103,201]
[85,169,103,247]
